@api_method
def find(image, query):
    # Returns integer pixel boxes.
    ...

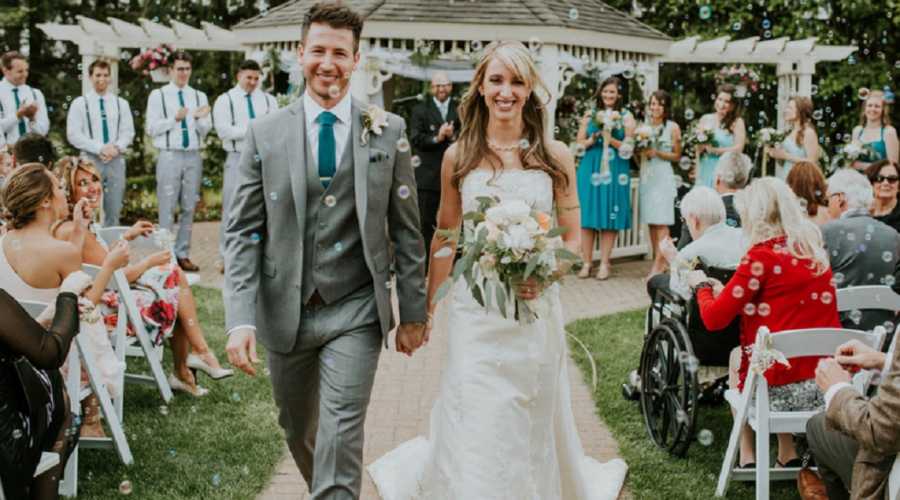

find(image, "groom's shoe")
[178,258,200,272]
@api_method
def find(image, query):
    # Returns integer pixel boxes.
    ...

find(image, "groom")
[222,3,428,498]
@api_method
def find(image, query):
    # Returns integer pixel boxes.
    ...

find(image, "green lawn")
[77,287,283,499]
[567,310,798,500]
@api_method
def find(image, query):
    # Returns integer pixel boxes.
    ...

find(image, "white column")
[537,43,561,139]
[775,61,796,131]
[796,59,815,97]
[350,39,371,104]
[641,58,660,99]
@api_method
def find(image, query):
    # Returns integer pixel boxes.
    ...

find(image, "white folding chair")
[836,285,900,314]
[94,226,174,404]
[716,326,885,500]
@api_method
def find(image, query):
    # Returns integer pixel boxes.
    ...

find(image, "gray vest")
[301,133,371,304]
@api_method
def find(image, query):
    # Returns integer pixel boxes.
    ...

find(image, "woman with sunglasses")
[866,160,900,232]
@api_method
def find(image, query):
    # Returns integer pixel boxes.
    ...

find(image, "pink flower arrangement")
[130,44,176,74]
[716,65,761,94]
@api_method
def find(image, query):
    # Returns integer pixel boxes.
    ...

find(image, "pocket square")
[369,148,389,163]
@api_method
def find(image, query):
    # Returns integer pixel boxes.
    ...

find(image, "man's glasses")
[871,175,900,184]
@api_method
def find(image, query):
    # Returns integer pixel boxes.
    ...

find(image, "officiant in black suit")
[411,71,459,270]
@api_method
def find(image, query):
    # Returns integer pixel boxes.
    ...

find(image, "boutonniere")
[361,104,389,145]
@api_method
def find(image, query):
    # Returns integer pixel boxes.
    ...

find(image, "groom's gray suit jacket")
[223,97,427,353]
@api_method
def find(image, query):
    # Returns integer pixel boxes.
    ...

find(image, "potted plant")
[130,44,176,82]
[716,65,761,98]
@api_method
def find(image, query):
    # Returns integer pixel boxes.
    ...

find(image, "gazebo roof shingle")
[235,0,669,41]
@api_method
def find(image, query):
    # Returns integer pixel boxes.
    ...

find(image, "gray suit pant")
[155,150,202,259]
[219,151,241,256]
[268,285,382,500]
[807,412,857,500]
[83,152,126,227]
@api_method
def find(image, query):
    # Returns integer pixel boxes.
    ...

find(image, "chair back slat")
[768,328,884,358]
[836,285,900,313]
[18,299,50,319]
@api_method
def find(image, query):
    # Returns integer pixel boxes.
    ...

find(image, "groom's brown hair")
[301,2,364,53]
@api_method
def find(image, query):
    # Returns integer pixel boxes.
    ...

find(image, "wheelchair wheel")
[639,318,699,457]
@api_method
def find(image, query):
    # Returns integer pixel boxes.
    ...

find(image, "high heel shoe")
[577,265,592,279]
[168,374,209,397]
[187,353,234,380]
[595,263,611,280]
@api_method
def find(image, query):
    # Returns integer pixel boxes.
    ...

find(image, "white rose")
[502,224,535,251]
[486,199,532,225]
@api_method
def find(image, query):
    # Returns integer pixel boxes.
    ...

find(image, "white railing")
[609,178,651,259]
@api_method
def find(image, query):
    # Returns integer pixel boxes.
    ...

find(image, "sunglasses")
[871,175,900,184]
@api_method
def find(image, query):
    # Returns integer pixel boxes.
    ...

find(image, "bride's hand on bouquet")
[515,277,543,301]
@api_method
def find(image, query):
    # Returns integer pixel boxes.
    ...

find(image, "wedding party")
[1,0,899,499]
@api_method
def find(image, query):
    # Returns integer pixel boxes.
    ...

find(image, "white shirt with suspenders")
[213,85,277,256]
[0,79,50,147]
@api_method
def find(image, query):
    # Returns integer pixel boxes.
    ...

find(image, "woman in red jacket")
[689,176,840,469]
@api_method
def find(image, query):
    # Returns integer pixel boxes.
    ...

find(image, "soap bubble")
[757,303,771,316]
[883,251,894,262]
[433,247,453,259]
[324,195,337,207]
[699,5,712,19]
[269,192,278,201]
[327,85,340,98]
[411,155,422,168]
[211,473,222,488]
[397,185,411,199]
[747,278,760,290]
[684,108,695,120]
[568,7,579,20]
[396,137,411,152]
[858,87,870,100]
[750,261,764,276]
[618,173,630,186]
[849,309,863,325]
[743,303,756,315]
[119,480,133,495]
[698,429,714,446]
[821,291,833,304]
[679,156,692,170]
[732,286,745,298]
[519,138,530,149]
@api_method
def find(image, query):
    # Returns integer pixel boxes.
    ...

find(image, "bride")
[368,41,628,499]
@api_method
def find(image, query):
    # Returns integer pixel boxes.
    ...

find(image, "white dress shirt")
[145,82,212,151]
[213,85,278,153]
[670,222,747,299]
[66,90,135,156]
[303,90,352,167]
[434,96,449,121]
[0,78,50,146]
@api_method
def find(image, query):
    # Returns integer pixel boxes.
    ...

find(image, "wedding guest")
[576,76,635,280]
[53,157,231,396]
[12,132,56,169]
[145,51,211,272]
[0,286,80,500]
[0,51,49,148]
[866,160,900,232]
[823,168,900,332]
[770,96,820,179]
[695,84,746,188]
[410,71,458,271]
[213,59,277,273]
[649,186,744,300]
[66,59,135,226]
[850,90,899,170]
[0,163,129,438]
[639,90,681,276]
[690,177,840,469]
[786,161,830,225]
[677,151,748,249]
[805,337,900,500]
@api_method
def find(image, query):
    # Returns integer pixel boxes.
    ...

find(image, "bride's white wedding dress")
[368,169,628,499]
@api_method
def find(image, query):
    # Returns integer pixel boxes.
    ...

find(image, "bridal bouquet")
[830,141,879,170]
[433,197,582,323]
[633,123,657,155]
[682,121,714,159]
[754,128,787,176]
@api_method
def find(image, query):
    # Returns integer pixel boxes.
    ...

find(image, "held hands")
[395,322,427,356]
[437,122,454,142]
[514,277,543,301]
[815,358,852,392]
[99,144,120,162]
[16,102,38,120]
[834,339,886,371]
[143,249,173,269]
[226,327,260,376]
[193,105,211,119]
[686,270,709,289]
[175,107,189,121]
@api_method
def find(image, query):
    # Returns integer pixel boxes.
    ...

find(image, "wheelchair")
[637,265,741,457]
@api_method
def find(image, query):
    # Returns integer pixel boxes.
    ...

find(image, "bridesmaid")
[639,90,681,277]
[576,76,635,280]
[769,96,820,179]
[695,84,746,187]
[850,90,899,170]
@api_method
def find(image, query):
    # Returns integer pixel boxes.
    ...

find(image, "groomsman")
[145,51,211,272]
[67,59,135,226]
[0,51,49,148]
[410,71,458,269]
[213,59,278,268]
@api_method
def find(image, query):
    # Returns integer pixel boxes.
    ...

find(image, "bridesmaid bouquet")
[830,141,879,170]
[433,197,582,323]
[594,109,623,176]
[633,123,657,154]
[753,128,787,177]
[682,121,714,159]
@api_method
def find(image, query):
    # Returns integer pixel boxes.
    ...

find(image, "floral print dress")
[101,264,180,346]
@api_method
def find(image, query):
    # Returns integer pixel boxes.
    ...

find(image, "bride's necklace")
[487,138,524,153]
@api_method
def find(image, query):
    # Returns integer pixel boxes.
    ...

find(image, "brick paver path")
[186,222,651,500]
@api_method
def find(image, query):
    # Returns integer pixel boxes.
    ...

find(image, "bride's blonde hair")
[452,41,568,191]
[735,177,828,274]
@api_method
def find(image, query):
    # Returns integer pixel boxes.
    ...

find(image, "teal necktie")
[177,90,189,148]
[12,88,25,136]
[99,97,110,144]
[318,111,337,188]
[246,94,256,119]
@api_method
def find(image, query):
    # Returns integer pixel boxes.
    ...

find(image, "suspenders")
[83,96,123,143]
[0,86,38,142]
[226,92,237,152]
[158,89,171,149]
